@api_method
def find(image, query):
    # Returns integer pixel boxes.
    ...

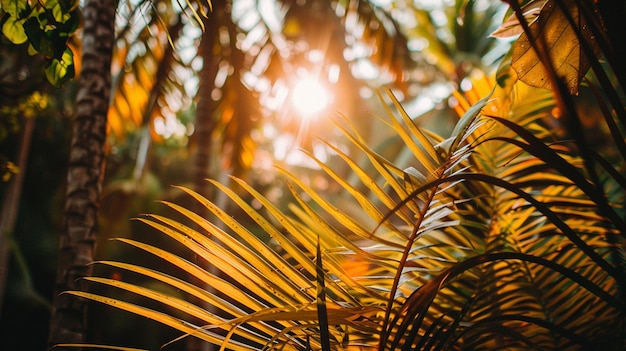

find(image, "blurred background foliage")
[0,0,527,349]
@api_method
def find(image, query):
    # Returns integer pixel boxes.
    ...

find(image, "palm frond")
[65,1,625,349]
[67,77,497,349]
[74,69,624,349]
[110,0,196,142]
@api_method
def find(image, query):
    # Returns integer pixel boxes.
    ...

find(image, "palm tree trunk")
[47,0,117,346]
[187,3,224,350]
[193,5,221,207]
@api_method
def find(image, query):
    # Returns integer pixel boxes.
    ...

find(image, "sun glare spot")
[291,78,329,117]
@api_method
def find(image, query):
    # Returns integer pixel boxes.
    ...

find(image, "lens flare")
[291,78,329,117]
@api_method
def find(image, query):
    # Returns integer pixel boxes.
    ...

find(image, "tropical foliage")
[60,0,626,349]
[0,0,79,86]
[1,0,430,347]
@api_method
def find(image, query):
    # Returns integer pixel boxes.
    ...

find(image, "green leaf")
[44,0,71,23]
[45,47,74,86]
[2,15,27,44]
[24,12,73,59]
[46,25,71,58]
[438,94,493,155]
[0,0,27,17]
[57,8,79,33]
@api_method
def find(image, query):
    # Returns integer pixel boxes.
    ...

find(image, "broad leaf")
[44,0,76,23]
[511,0,602,94]
[0,0,27,17]
[2,15,27,44]
[45,47,74,86]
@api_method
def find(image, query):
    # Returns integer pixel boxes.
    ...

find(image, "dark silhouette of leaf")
[316,238,332,351]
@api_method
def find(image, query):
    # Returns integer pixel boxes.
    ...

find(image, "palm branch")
[109,0,199,141]
[69,78,623,350]
[64,0,624,349]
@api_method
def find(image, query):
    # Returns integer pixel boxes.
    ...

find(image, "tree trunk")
[187,3,224,351]
[193,4,221,207]
[47,0,117,347]
[0,115,35,316]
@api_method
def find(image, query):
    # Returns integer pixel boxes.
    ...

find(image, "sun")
[290,78,329,118]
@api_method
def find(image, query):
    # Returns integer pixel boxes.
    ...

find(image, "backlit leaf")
[511,0,602,94]
[44,0,72,23]
[45,47,74,86]
[2,16,27,44]
[63,291,257,350]
[0,0,27,17]
[490,0,547,38]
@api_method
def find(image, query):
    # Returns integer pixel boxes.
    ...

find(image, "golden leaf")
[511,0,602,95]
